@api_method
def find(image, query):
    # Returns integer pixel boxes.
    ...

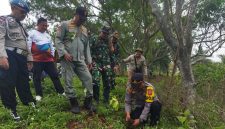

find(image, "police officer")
[90,26,113,104]
[109,30,120,90]
[125,73,161,127]
[55,6,95,114]
[0,0,35,121]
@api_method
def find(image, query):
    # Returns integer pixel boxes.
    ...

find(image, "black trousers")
[33,62,64,96]
[130,101,162,126]
[0,50,35,111]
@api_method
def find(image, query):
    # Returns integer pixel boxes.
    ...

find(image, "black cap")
[101,26,110,34]
[132,73,144,82]
[75,6,87,17]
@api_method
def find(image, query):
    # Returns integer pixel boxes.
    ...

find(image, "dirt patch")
[66,120,85,129]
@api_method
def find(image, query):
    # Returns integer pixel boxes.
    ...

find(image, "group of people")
[0,0,161,128]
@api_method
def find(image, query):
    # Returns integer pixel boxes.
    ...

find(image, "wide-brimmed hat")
[135,48,143,53]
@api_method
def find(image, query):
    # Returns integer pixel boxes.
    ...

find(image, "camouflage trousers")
[91,63,113,102]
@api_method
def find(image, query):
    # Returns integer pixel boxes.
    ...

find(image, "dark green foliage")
[193,62,225,101]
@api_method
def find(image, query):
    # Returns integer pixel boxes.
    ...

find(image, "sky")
[0,0,224,62]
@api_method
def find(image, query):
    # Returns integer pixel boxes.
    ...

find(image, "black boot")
[83,96,97,113]
[69,98,80,114]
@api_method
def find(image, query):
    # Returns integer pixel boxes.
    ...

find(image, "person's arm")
[123,54,132,63]
[139,102,151,122]
[26,30,34,62]
[49,35,55,57]
[0,17,7,58]
[55,22,69,58]
[0,17,9,70]
[143,56,148,76]
[125,88,132,121]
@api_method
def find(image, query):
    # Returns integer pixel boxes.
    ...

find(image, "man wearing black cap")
[125,73,161,127]
[55,6,95,114]
[89,25,114,104]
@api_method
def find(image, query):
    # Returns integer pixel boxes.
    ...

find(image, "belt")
[5,46,28,56]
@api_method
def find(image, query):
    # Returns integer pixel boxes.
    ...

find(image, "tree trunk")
[177,56,196,107]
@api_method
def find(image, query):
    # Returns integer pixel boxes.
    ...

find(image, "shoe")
[69,98,80,114]
[58,92,66,96]
[10,111,20,121]
[30,102,36,108]
[83,96,97,113]
[35,96,42,101]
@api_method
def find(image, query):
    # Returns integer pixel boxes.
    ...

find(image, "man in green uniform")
[55,6,95,114]
[109,30,120,89]
[90,26,113,104]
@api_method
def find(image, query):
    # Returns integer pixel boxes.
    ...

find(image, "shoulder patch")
[145,85,155,103]
[68,20,76,30]
[81,25,87,37]
[0,16,6,25]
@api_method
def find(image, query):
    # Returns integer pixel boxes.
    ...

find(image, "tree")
[148,0,225,107]
[30,0,172,74]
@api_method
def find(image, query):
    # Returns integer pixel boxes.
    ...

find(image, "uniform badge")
[145,86,155,103]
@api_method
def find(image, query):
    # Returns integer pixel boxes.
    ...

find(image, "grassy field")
[0,69,225,129]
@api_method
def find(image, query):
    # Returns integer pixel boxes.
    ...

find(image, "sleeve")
[50,36,55,56]
[55,22,68,58]
[123,55,132,63]
[27,30,33,53]
[125,88,132,113]
[143,57,148,75]
[26,30,33,61]
[0,17,7,58]
[112,43,120,65]
[139,103,151,122]
[84,35,92,64]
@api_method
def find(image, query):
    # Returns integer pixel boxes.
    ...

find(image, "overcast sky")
[0,0,224,62]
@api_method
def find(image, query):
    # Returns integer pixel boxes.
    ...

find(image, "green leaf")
[177,116,187,124]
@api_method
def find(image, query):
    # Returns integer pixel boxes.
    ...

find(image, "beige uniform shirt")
[0,15,33,61]
[123,54,147,75]
[55,20,92,64]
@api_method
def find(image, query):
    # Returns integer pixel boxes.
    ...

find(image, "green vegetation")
[0,62,225,129]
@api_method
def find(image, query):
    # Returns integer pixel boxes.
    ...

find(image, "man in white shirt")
[27,17,64,101]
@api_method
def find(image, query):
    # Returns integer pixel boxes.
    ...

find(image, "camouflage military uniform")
[0,15,35,112]
[110,38,120,89]
[90,35,113,103]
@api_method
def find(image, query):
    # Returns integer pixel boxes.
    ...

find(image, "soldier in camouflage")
[125,73,161,127]
[0,0,35,121]
[109,30,120,89]
[90,26,113,104]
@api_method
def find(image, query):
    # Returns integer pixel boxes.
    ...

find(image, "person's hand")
[0,57,9,70]
[27,62,33,71]
[132,119,140,126]
[125,112,131,122]
[87,63,92,70]
[64,53,73,62]
[113,65,119,73]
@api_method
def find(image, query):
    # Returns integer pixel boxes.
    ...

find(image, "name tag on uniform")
[146,85,155,103]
